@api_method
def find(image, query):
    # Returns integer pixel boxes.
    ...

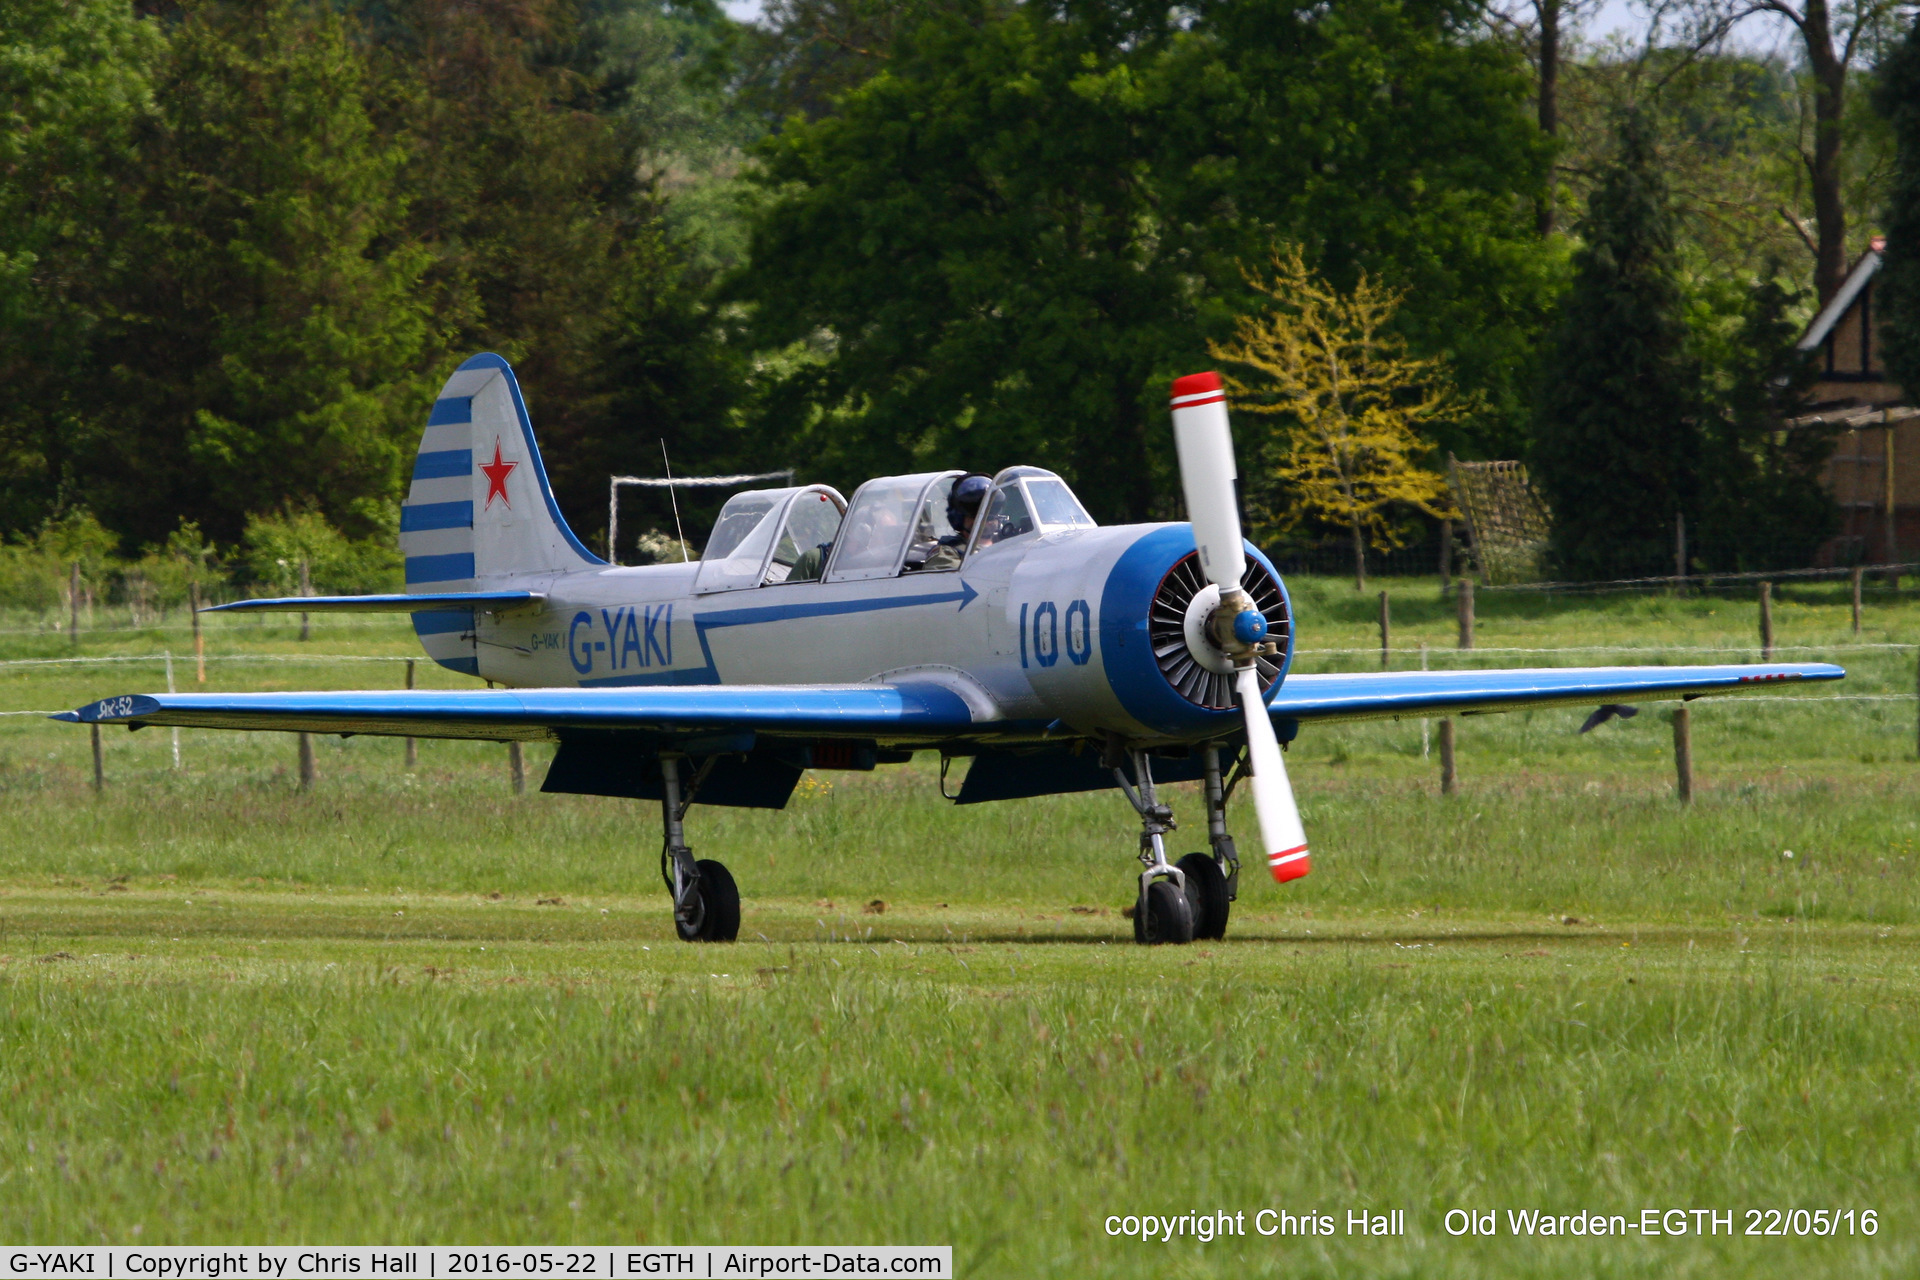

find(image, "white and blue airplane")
[61,355,1845,944]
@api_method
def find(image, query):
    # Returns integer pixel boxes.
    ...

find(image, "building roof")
[1798,238,1886,351]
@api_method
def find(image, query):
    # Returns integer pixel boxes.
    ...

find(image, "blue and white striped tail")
[401,353,603,675]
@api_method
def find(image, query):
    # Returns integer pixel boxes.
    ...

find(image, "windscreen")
[826,478,921,579]
[703,493,778,561]
[1025,477,1096,529]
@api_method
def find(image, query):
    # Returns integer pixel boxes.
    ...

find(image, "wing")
[1269,662,1844,724]
[203,591,542,614]
[55,683,979,743]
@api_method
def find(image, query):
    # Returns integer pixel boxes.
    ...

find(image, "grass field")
[0,576,1915,1276]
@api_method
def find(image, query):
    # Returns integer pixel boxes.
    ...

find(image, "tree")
[77,0,438,548]
[1680,0,1903,302]
[1533,117,1705,580]
[735,0,1557,518]
[1213,248,1459,591]
[0,0,160,538]
[1694,271,1837,569]
[1875,12,1920,393]
[1170,0,1560,463]
[1481,0,1601,233]
[735,0,1201,523]
[363,0,745,538]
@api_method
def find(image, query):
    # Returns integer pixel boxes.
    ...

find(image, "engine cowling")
[1009,523,1294,740]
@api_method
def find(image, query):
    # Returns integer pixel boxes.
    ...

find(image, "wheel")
[675,859,740,942]
[1178,853,1230,940]
[1136,878,1194,946]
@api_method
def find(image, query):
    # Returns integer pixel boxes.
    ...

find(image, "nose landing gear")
[659,755,740,942]
[1113,742,1241,946]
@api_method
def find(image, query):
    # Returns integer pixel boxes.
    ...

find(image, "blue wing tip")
[49,711,79,723]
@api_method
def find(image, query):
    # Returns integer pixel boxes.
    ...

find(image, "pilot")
[789,539,830,582]
[913,474,991,572]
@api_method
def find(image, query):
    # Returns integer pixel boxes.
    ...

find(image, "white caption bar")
[0,1249,953,1280]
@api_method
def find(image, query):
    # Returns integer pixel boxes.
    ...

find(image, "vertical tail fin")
[401,353,602,673]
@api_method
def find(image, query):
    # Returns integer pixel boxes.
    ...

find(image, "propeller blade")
[1169,372,1247,589]
[1172,371,1306,881]
[1236,665,1310,882]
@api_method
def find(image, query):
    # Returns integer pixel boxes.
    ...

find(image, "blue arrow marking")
[580,580,981,688]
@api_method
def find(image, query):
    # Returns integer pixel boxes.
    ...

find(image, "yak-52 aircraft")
[61,354,1844,944]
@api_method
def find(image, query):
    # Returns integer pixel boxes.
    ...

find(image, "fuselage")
[450,522,1294,748]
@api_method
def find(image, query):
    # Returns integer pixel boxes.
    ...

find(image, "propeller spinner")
[1169,372,1311,883]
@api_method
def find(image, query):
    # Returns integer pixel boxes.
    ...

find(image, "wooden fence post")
[1457,578,1475,651]
[189,580,206,681]
[1378,590,1391,670]
[1759,582,1774,660]
[298,558,312,643]
[1439,718,1456,795]
[509,742,526,795]
[1851,565,1864,636]
[404,659,418,770]
[165,650,180,770]
[298,733,315,791]
[1885,414,1898,590]
[1673,704,1693,804]
[1420,642,1430,758]
[90,724,103,792]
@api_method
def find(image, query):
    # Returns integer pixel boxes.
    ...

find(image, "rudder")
[401,353,602,674]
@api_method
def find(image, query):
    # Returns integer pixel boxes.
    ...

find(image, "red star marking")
[480,438,517,510]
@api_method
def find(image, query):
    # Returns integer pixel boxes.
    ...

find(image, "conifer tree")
[1533,117,1703,581]
[1693,274,1835,571]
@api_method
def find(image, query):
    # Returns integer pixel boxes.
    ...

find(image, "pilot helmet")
[947,474,992,531]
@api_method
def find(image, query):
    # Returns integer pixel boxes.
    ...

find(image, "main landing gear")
[659,755,739,943]
[1112,742,1240,946]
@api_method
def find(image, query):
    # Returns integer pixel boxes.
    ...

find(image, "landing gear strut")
[1181,745,1239,939]
[1114,743,1241,946]
[1112,747,1193,945]
[659,755,739,942]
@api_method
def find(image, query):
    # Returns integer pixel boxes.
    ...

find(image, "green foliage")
[242,509,401,596]
[735,0,1556,524]
[0,0,739,562]
[0,0,161,536]
[357,0,744,537]
[1537,115,1839,581]
[1874,15,1920,396]
[54,1,439,550]
[1179,0,1559,464]
[1534,118,1704,580]
[1693,274,1839,570]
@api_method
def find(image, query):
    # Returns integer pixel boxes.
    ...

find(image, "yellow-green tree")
[1212,247,1459,591]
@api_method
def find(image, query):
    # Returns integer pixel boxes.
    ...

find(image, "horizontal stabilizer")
[1271,663,1844,724]
[204,591,543,615]
[55,682,979,743]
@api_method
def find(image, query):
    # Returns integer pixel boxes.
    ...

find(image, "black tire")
[1178,853,1230,940]
[675,859,740,942]
[1138,878,1194,946]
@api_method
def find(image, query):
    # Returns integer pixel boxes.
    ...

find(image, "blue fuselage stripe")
[406,553,476,584]
[400,501,473,532]
[413,450,472,480]
[428,397,474,426]
[697,583,976,629]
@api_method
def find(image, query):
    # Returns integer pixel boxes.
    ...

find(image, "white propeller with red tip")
[1169,372,1310,883]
